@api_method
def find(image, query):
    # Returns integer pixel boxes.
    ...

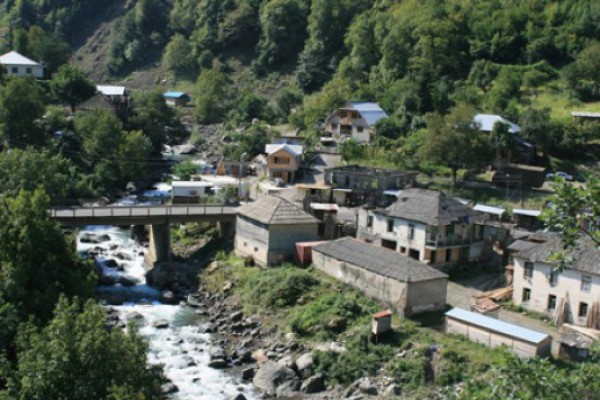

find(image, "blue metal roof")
[163,91,189,99]
[445,307,550,344]
[348,102,388,126]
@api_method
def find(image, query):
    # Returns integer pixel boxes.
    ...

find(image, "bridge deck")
[50,204,238,225]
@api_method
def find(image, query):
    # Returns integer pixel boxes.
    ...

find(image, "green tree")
[565,41,600,100]
[119,130,152,182]
[173,160,198,180]
[194,68,232,124]
[0,77,46,148]
[0,148,84,205]
[375,117,405,140]
[519,108,555,157]
[75,109,124,161]
[490,121,515,165]
[339,139,365,163]
[50,65,96,111]
[4,297,165,400]
[418,105,492,188]
[0,190,95,330]
[26,26,71,74]
[163,34,195,77]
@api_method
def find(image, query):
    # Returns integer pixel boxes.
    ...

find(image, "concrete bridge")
[50,204,238,266]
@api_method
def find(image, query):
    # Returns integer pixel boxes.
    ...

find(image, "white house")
[358,188,483,266]
[0,51,44,78]
[325,102,388,143]
[510,232,600,329]
[171,181,214,203]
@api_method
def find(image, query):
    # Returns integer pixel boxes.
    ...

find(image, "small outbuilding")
[163,91,191,107]
[171,181,214,203]
[312,238,448,316]
[235,195,320,266]
[445,307,552,358]
[0,50,44,78]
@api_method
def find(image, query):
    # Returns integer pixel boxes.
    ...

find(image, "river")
[77,219,256,399]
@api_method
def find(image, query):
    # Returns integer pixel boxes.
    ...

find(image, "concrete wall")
[512,257,600,328]
[234,216,270,266]
[446,317,551,358]
[3,64,44,78]
[267,224,319,265]
[312,250,447,316]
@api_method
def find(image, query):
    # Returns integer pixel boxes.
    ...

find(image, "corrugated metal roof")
[237,195,319,225]
[571,111,600,118]
[381,188,478,226]
[97,85,126,96]
[163,91,189,99]
[172,181,214,188]
[513,209,541,217]
[474,204,505,216]
[348,102,389,126]
[313,238,448,282]
[0,51,41,66]
[446,307,550,344]
[474,114,521,133]
[265,144,303,156]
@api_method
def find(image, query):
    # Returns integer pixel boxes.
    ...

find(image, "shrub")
[242,266,319,309]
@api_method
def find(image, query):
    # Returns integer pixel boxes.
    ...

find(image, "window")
[339,111,347,117]
[408,224,415,240]
[549,269,559,286]
[579,302,588,318]
[400,246,406,254]
[522,288,531,302]
[332,123,338,130]
[547,295,556,310]
[366,215,373,228]
[387,219,394,233]
[11,67,17,73]
[273,157,289,165]
[446,249,452,262]
[524,262,534,279]
[581,275,592,292]
[357,127,364,133]
[26,67,32,74]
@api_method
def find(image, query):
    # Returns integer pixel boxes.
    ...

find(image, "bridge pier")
[144,224,171,268]
[217,221,236,239]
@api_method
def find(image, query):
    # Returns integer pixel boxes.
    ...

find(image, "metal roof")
[172,181,214,188]
[380,188,478,226]
[347,102,389,126]
[513,209,541,217]
[163,91,189,99]
[310,203,339,211]
[474,204,505,216]
[474,114,521,133]
[265,144,303,156]
[237,195,319,225]
[0,51,41,66]
[313,238,448,283]
[571,111,600,118]
[446,308,550,344]
[97,85,126,96]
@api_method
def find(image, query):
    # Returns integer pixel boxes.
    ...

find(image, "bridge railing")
[49,204,237,219]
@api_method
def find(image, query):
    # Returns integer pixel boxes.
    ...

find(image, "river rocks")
[115,252,133,261]
[153,320,169,329]
[125,312,146,326]
[172,144,197,155]
[103,259,119,268]
[160,290,178,304]
[301,373,325,394]
[242,367,255,381]
[230,311,243,322]
[253,361,300,397]
[118,276,138,287]
[161,382,179,395]
[209,346,225,360]
[383,383,400,397]
[80,233,111,244]
[359,380,378,396]
[98,275,117,286]
[228,394,247,400]
[295,352,314,374]
[187,294,203,307]
[208,359,229,369]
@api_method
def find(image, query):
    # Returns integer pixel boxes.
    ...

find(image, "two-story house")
[0,51,44,78]
[509,232,600,329]
[358,188,483,266]
[265,143,303,184]
[324,102,388,143]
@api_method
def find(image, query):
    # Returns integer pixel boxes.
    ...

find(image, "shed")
[163,91,191,107]
[445,307,552,358]
[473,204,505,221]
[295,241,326,266]
[372,310,392,335]
[513,209,542,230]
[312,238,448,316]
[171,181,214,203]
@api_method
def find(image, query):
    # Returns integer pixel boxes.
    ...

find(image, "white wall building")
[510,232,600,329]
[358,188,483,266]
[324,102,388,143]
[0,51,44,78]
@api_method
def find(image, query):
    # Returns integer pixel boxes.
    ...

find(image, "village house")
[163,91,191,107]
[265,143,303,184]
[474,113,536,164]
[324,165,417,207]
[312,237,448,316]
[171,181,214,204]
[97,85,128,100]
[358,188,484,266]
[509,232,600,330]
[0,50,44,78]
[235,195,319,266]
[324,101,388,143]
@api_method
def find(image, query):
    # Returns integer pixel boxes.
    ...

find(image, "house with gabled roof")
[163,91,191,107]
[235,195,319,266]
[358,188,484,266]
[509,232,600,329]
[325,101,388,143]
[265,143,303,184]
[0,51,44,78]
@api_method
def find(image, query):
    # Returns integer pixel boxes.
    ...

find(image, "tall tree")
[4,297,166,400]
[519,107,555,157]
[418,105,492,188]
[50,65,96,111]
[193,68,232,124]
[0,78,46,148]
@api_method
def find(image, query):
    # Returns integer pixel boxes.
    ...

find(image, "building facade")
[510,232,600,329]
[235,195,319,266]
[265,144,303,184]
[358,188,483,266]
[0,51,44,78]
[324,102,388,143]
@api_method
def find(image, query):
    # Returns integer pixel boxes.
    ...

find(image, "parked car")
[546,171,573,181]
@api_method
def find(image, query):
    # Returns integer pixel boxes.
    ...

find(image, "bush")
[242,266,319,309]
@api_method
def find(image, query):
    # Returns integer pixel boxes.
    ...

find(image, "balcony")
[425,236,482,248]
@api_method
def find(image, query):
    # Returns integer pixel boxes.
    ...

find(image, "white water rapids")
[77,222,256,400]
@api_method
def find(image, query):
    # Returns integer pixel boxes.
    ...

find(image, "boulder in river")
[118,276,138,287]
[252,361,300,397]
[153,320,169,329]
[80,233,111,244]
[301,373,325,394]
[160,290,178,304]
[104,259,119,268]
[208,359,229,369]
